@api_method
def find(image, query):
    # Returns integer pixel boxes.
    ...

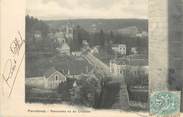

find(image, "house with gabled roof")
[26,67,66,89]
[43,67,67,89]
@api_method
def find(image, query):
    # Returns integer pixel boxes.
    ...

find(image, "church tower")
[65,22,74,40]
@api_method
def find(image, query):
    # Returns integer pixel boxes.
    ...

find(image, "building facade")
[110,58,127,77]
[55,31,66,44]
[131,47,138,54]
[44,68,67,89]
[110,54,148,78]
[26,68,67,89]
[56,42,70,56]
[112,44,126,55]
[72,51,82,56]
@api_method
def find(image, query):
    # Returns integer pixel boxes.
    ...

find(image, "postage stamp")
[150,91,181,117]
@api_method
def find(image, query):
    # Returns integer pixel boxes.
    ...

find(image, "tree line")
[26,15,148,56]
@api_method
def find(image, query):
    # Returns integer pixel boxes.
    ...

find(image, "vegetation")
[26,15,58,55]
[57,75,101,107]
[25,16,149,109]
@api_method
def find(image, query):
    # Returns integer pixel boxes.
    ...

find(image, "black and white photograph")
[25,0,148,111]
[2,0,183,116]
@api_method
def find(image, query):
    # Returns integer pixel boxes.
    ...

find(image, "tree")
[26,15,58,54]
[70,74,101,107]
[26,15,49,36]
[72,25,90,51]
[99,29,105,46]
[57,78,76,102]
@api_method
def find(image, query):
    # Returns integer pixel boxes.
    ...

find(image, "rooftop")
[26,55,92,78]
[52,56,93,75]
[44,67,57,78]
[111,54,148,66]
[61,43,70,50]
[112,44,126,48]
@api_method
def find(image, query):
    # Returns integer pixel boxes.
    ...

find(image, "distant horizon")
[43,17,148,21]
[27,14,148,21]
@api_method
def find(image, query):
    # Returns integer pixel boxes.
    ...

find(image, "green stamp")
[150,91,181,116]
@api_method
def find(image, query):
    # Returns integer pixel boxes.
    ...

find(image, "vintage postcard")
[25,0,148,111]
[0,0,183,117]
[0,0,149,116]
[149,0,183,116]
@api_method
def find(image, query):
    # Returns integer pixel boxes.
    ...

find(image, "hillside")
[45,19,148,32]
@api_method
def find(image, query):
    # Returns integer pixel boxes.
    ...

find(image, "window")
[55,75,58,80]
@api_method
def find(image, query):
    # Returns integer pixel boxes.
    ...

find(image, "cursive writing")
[2,31,25,97]
[10,33,24,56]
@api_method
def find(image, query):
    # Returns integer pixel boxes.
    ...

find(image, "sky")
[27,0,148,20]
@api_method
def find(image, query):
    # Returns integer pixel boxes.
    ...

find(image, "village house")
[56,42,71,56]
[110,58,128,78]
[112,44,126,55]
[55,32,66,44]
[64,65,91,79]
[34,31,42,39]
[26,68,67,89]
[33,30,42,41]
[136,31,148,38]
[131,47,138,54]
[90,46,99,54]
[71,51,82,56]
[110,54,148,78]
[56,58,92,79]
[51,29,71,56]
[82,40,90,50]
